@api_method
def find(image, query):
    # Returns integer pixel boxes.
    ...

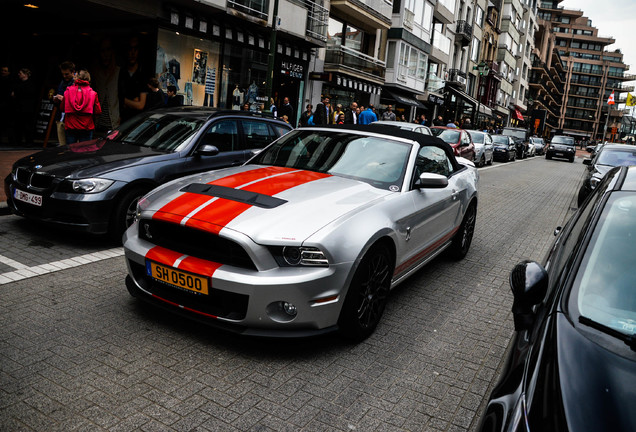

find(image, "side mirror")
[510,260,549,331]
[197,144,220,156]
[416,173,449,189]
[583,159,592,165]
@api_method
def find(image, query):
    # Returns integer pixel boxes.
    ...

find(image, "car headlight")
[567,147,574,152]
[507,393,530,432]
[270,246,329,267]
[71,178,114,193]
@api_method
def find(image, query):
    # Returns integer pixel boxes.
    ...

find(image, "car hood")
[493,143,512,148]
[14,139,174,178]
[144,165,394,244]
[532,313,636,431]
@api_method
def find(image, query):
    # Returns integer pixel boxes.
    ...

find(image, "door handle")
[452,190,459,200]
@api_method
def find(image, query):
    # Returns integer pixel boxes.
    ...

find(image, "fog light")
[283,302,297,317]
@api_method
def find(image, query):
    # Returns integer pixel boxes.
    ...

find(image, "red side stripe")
[178,256,222,276]
[393,227,459,276]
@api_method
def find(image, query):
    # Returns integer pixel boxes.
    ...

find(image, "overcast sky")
[560,0,636,78]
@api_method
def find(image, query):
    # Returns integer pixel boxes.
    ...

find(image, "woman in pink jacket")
[63,69,102,143]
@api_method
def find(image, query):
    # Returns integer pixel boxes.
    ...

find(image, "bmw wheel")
[110,187,149,242]
[339,243,393,341]
[448,202,476,260]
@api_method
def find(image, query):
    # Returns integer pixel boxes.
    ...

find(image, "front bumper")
[123,227,355,337]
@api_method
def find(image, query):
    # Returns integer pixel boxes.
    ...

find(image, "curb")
[0,202,9,216]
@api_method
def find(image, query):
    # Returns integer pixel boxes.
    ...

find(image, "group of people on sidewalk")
[292,96,382,128]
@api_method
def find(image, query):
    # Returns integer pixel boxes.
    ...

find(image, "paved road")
[0,156,585,431]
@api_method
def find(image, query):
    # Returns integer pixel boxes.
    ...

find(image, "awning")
[384,90,426,108]
[478,105,492,116]
[445,86,477,109]
[512,108,524,121]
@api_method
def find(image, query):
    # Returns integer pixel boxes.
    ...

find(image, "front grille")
[139,219,257,270]
[129,260,249,320]
[15,168,55,190]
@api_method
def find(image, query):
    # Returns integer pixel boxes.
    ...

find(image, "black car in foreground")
[478,165,636,432]
[4,108,292,240]
[545,135,576,162]
[577,143,636,205]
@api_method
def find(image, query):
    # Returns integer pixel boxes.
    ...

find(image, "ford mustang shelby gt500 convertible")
[123,125,479,339]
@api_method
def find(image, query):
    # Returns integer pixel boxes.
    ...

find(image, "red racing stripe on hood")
[155,166,297,220]
[184,170,331,233]
[145,246,222,277]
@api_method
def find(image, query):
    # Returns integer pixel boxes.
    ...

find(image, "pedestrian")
[281,115,290,124]
[93,38,120,134]
[144,77,165,111]
[52,61,76,145]
[462,118,472,129]
[278,96,294,123]
[399,114,406,122]
[0,65,14,145]
[313,95,330,125]
[446,119,457,128]
[344,101,358,124]
[420,114,427,126]
[242,102,250,111]
[165,85,184,107]
[269,97,277,118]
[358,104,377,125]
[299,103,313,127]
[336,113,345,124]
[333,103,344,124]
[433,115,445,126]
[119,34,147,122]
[63,69,102,144]
[381,104,396,121]
[12,68,37,146]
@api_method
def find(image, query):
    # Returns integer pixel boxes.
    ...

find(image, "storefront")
[310,73,382,113]
[270,46,310,125]
[380,89,426,122]
[443,86,477,124]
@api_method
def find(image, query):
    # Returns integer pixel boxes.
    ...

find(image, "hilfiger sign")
[280,61,304,79]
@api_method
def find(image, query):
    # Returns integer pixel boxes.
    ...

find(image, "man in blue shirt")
[358,104,378,125]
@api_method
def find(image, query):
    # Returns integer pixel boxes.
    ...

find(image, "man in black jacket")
[278,97,294,123]
[313,95,330,125]
[344,101,358,125]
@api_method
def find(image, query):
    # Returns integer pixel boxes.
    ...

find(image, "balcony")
[446,69,467,89]
[227,0,268,21]
[329,0,392,32]
[455,20,472,46]
[403,8,415,30]
[324,45,386,82]
[606,82,635,92]
[304,0,329,42]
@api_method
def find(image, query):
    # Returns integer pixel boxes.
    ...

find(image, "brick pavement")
[0,156,585,431]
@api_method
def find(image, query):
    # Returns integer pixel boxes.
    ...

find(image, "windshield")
[249,130,411,191]
[432,129,460,143]
[596,149,636,166]
[551,136,575,146]
[492,136,510,144]
[469,132,484,143]
[110,112,204,152]
[574,193,636,337]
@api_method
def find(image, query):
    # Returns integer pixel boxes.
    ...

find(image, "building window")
[471,37,480,62]
[475,6,484,27]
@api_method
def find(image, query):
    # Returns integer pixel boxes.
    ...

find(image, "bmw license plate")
[14,189,42,206]
[555,152,564,156]
[147,261,209,295]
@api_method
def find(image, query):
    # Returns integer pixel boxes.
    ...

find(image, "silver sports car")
[123,126,479,340]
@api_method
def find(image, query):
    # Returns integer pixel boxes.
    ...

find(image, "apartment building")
[538,0,635,140]
[476,0,505,128]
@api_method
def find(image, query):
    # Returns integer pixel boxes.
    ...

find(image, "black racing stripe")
[180,183,287,209]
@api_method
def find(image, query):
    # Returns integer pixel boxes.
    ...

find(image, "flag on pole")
[608,90,615,105]
[627,93,636,107]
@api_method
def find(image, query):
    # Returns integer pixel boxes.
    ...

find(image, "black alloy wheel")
[339,244,392,341]
[479,155,486,167]
[110,187,149,242]
[448,203,476,260]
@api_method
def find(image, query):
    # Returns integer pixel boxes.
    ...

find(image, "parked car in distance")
[526,139,536,157]
[510,136,529,159]
[467,130,494,167]
[4,108,293,241]
[529,136,545,155]
[370,120,432,135]
[491,135,516,162]
[577,143,636,205]
[502,127,528,158]
[545,135,576,162]
[123,126,479,340]
[430,126,476,162]
[478,165,636,432]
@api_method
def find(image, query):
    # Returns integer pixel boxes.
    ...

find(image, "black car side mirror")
[197,144,220,156]
[510,260,549,331]
[583,159,592,165]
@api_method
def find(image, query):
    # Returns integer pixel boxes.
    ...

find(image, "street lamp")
[473,61,489,130]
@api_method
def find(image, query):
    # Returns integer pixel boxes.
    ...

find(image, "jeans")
[66,129,93,144]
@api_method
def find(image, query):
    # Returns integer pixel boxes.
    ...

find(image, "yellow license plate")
[148,262,209,295]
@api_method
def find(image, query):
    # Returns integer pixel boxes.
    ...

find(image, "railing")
[607,71,636,80]
[346,0,393,20]
[569,90,600,99]
[427,72,445,92]
[569,76,602,86]
[304,0,328,42]
[325,45,386,79]
[227,0,268,20]
[571,66,603,75]
[455,20,473,39]
[403,8,415,30]
[432,30,451,55]
[567,100,598,109]
[447,69,467,85]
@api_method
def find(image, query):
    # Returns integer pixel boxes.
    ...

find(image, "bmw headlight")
[271,246,329,267]
[71,178,114,193]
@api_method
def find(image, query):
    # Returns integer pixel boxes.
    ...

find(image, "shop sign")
[280,61,304,79]
[428,94,444,105]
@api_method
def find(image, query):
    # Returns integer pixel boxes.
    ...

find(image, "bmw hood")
[143,165,394,243]
[13,139,173,178]
[536,313,636,431]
